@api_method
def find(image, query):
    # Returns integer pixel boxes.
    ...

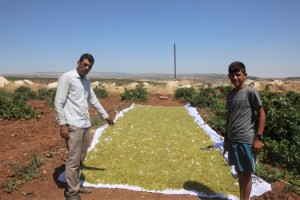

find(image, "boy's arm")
[223,111,229,155]
[256,106,266,137]
[224,111,229,138]
[253,106,266,152]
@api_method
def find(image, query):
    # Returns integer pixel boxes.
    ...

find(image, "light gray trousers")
[65,125,90,198]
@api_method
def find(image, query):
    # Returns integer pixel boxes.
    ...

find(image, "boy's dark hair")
[79,53,94,65]
[228,61,246,74]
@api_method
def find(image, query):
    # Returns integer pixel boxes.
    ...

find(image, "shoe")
[79,186,91,194]
[66,193,82,200]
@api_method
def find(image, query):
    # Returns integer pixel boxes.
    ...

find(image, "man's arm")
[89,88,114,125]
[54,74,70,139]
[54,74,69,125]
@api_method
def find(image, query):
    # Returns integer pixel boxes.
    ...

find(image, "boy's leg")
[238,171,252,200]
[230,142,255,200]
[235,166,243,198]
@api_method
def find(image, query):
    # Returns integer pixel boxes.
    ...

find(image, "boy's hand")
[253,139,264,152]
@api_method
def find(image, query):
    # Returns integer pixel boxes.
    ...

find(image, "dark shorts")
[228,139,256,172]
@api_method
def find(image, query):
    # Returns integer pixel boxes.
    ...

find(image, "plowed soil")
[0,94,299,200]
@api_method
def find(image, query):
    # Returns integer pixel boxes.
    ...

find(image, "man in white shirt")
[55,53,114,200]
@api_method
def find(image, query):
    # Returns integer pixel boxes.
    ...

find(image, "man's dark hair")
[228,61,246,74]
[79,53,94,65]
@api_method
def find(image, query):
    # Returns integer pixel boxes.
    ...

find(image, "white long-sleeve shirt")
[54,69,109,128]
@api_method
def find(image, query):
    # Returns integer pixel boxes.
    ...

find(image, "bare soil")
[0,94,299,200]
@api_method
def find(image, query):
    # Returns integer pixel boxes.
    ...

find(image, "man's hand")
[105,117,115,126]
[253,138,264,152]
[60,125,69,139]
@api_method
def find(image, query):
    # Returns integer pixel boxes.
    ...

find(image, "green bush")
[173,86,226,133]
[259,89,300,174]
[0,97,35,120]
[37,88,55,100]
[0,88,11,99]
[173,87,196,102]
[120,87,148,102]
[12,86,37,102]
[190,86,219,109]
[215,85,234,98]
[0,88,36,120]
[206,103,226,134]
[37,88,56,108]
[93,86,108,98]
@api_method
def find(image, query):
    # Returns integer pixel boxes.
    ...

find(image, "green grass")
[3,153,44,193]
[83,105,239,197]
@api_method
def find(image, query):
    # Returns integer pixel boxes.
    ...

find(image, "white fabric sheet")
[58,103,272,199]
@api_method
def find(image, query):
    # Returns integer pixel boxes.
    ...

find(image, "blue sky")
[0,0,299,78]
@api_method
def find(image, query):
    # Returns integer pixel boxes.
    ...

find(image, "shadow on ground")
[184,180,227,200]
[53,164,67,189]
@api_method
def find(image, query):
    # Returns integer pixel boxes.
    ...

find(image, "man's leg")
[79,128,90,178]
[65,125,84,198]
[80,128,90,169]
[78,128,92,194]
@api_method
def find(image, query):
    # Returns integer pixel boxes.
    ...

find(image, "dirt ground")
[0,94,299,200]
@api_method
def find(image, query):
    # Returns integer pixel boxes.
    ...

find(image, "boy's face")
[228,70,247,88]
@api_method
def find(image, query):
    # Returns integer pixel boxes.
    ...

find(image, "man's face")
[228,70,247,88]
[77,58,93,77]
